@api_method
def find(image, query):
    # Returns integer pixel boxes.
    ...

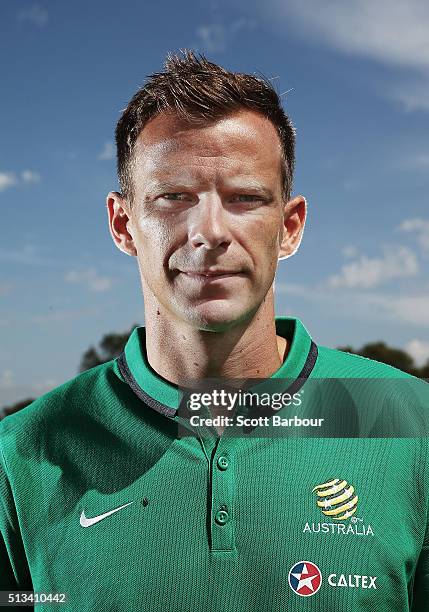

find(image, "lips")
[181,270,239,277]
[177,269,246,283]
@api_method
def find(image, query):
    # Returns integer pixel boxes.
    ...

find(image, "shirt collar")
[117,316,318,417]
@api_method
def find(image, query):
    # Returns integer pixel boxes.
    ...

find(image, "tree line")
[1,324,428,418]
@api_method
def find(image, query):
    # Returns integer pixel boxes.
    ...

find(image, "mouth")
[178,270,246,282]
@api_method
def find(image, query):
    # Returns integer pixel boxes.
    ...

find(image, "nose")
[188,193,232,251]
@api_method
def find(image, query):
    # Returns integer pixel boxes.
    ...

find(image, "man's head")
[115,49,296,206]
[107,50,306,331]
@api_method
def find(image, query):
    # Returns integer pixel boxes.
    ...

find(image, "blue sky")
[1,0,429,407]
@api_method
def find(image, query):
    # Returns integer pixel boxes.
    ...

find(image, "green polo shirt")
[1,316,428,611]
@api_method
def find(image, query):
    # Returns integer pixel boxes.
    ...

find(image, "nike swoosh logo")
[80,501,134,527]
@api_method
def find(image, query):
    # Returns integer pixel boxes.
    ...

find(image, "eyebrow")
[146,180,275,199]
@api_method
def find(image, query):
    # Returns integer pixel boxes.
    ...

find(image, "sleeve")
[0,436,33,595]
[411,544,429,610]
[0,528,18,590]
[411,435,429,610]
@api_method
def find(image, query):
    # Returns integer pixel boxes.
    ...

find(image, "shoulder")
[313,345,429,438]
[0,359,121,452]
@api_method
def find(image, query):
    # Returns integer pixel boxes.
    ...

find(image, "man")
[1,50,428,611]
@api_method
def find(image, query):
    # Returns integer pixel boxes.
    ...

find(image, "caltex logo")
[288,561,322,597]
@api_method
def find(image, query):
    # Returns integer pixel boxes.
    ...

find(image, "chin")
[179,300,258,332]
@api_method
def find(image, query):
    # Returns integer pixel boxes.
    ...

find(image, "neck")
[142,290,289,385]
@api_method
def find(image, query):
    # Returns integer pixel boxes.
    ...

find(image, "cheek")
[134,220,175,268]
[251,217,282,269]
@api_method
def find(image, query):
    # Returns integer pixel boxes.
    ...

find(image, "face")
[107,109,306,331]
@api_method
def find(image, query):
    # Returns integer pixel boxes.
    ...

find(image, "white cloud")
[405,339,429,367]
[18,5,48,27]
[196,24,227,53]
[276,279,429,327]
[0,173,17,192]
[275,0,429,71]
[98,142,114,161]
[397,153,429,169]
[0,369,14,390]
[342,245,358,259]
[327,245,419,289]
[396,217,429,254]
[64,268,113,292]
[388,80,429,113]
[0,170,41,193]
[195,17,256,53]
[21,170,41,184]
[381,293,429,327]
[265,0,429,112]
[0,244,53,266]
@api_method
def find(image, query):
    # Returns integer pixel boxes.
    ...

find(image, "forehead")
[132,109,283,184]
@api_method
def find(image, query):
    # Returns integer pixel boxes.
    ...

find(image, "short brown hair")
[115,49,296,205]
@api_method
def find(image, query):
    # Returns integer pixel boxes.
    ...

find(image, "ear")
[278,195,307,261]
[106,191,137,257]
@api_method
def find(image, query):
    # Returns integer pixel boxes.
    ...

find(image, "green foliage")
[78,323,141,372]
[337,341,429,378]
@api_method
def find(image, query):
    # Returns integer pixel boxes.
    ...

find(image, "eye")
[231,194,266,203]
[160,193,189,201]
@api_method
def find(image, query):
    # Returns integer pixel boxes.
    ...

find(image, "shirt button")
[217,456,229,471]
[215,509,229,525]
